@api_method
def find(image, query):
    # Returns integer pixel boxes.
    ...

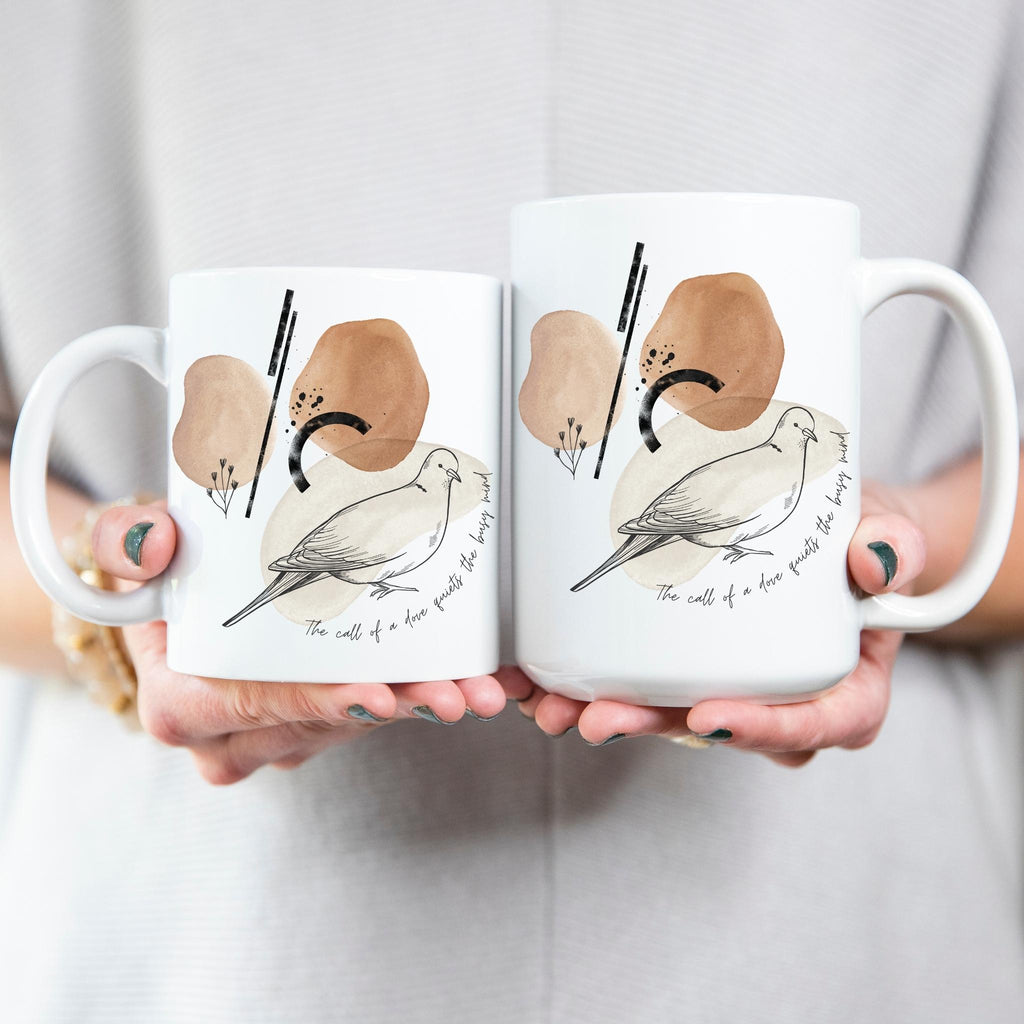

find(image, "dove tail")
[222,571,318,627]
[571,535,665,592]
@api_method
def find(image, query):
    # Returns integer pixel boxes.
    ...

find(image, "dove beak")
[803,428,818,443]
[447,469,462,483]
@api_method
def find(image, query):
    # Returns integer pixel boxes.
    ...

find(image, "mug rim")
[169,266,502,286]
[512,191,859,215]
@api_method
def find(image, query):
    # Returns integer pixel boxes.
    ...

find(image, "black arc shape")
[289,411,373,492]
[639,369,725,453]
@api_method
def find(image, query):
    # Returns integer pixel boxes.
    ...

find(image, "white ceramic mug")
[12,268,502,683]
[511,193,1019,706]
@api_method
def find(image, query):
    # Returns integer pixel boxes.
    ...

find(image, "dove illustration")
[571,407,818,591]
[223,448,462,626]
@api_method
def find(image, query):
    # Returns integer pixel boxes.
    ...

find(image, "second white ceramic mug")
[511,193,1018,706]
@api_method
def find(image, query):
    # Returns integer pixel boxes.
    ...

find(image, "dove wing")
[623,488,755,536]
[619,446,768,537]
[268,486,419,573]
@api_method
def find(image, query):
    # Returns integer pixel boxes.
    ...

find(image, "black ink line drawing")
[638,368,725,452]
[268,289,294,376]
[224,448,462,626]
[246,306,296,518]
[206,458,239,517]
[617,242,644,332]
[595,251,648,479]
[572,407,818,591]
[553,417,587,478]
[288,411,373,493]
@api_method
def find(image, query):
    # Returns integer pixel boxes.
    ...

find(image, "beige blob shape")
[640,272,784,431]
[518,310,622,453]
[290,319,428,472]
[172,355,274,487]
[260,442,491,624]
[608,400,848,588]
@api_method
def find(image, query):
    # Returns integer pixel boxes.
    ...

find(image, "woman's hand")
[92,503,508,785]
[502,481,927,767]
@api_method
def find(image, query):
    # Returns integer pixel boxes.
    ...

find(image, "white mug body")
[511,194,862,705]
[164,268,501,683]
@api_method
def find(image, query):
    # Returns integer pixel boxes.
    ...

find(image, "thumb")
[848,511,926,597]
[91,503,176,582]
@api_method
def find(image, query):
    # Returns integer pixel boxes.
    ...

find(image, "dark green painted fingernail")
[412,705,456,725]
[347,704,387,723]
[585,732,627,747]
[558,725,578,737]
[124,522,154,566]
[868,540,898,587]
[695,729,733,742]
[465,708,501,722]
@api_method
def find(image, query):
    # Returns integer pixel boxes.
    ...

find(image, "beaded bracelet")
[50,496,153,727]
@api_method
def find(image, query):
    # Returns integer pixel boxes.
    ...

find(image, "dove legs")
[368,580,419,599]
[720,543,773,563]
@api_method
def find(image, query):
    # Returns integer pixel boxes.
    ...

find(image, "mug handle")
[10,325,168,626]
[858,258,1019,631]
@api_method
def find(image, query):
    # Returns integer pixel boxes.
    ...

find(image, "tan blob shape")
[260,442,491,624]
[291,319,428,472]
[640,273,784,431]
[610,400,847,588]
[518,310,622,451]
[172,355,274,487]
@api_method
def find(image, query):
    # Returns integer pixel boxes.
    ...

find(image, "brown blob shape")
[518,310,622,448]
[642,272,784,431]
[172,355,274,487]
[292,319,428,472]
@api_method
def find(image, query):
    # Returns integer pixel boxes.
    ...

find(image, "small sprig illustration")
[553,417,587,479]
[206,458,239,517]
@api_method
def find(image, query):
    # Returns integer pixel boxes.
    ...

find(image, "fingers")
[532,692,587,736]
[526,691,686,745]
[128,620,512,790]
[519,624,900,765]
[392,674,510,723]
[493,664,535,702]
[764,750,817,768]
[495,664,545,718]
[848,510,926,596]
[515,687,544,719]
[138,674,400,745]
[188,675,510,784]
[191,719,365,785]
[190,678,491,784]
[684,628,900,762]
[455,674,507,721]
[391,679,466,724]
[92,504,176,582]
[128,625,399,742]
[575,700,687,744]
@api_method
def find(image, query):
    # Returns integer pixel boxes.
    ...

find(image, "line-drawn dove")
[571,406,818,591]
[223,448,462,626]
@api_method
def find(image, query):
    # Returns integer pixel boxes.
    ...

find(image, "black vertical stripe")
[246,309,297,518]
[616,242,644,332]
[594,263,647,479]
[267,289,294,376]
